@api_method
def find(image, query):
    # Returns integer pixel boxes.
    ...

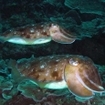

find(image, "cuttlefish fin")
[7,37,52,45]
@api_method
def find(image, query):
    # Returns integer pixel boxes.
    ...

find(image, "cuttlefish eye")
[50,24,59,33]
[69,58,79,66]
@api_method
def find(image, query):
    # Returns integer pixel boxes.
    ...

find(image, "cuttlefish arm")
[64,55,104,101]
[76,57,104,92]
[49,23,76,44]
[0,23,76,45]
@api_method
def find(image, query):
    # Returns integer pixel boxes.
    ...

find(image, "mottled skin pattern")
[16,55,69,82]
[2,23,50,39]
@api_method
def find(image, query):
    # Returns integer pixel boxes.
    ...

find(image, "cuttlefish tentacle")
[0,23,76,45]
[8,55,104,101]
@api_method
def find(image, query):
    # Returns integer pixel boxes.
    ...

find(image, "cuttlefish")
[0,23,76,45]
[8,55,105,101]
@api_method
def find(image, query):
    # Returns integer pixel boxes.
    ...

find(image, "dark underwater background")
[0,0,105,105]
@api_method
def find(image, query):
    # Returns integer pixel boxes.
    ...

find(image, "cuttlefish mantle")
[0,23,76,45]
[8,55,105,101]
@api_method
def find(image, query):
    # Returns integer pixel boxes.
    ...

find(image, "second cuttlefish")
[0,23,76,45]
